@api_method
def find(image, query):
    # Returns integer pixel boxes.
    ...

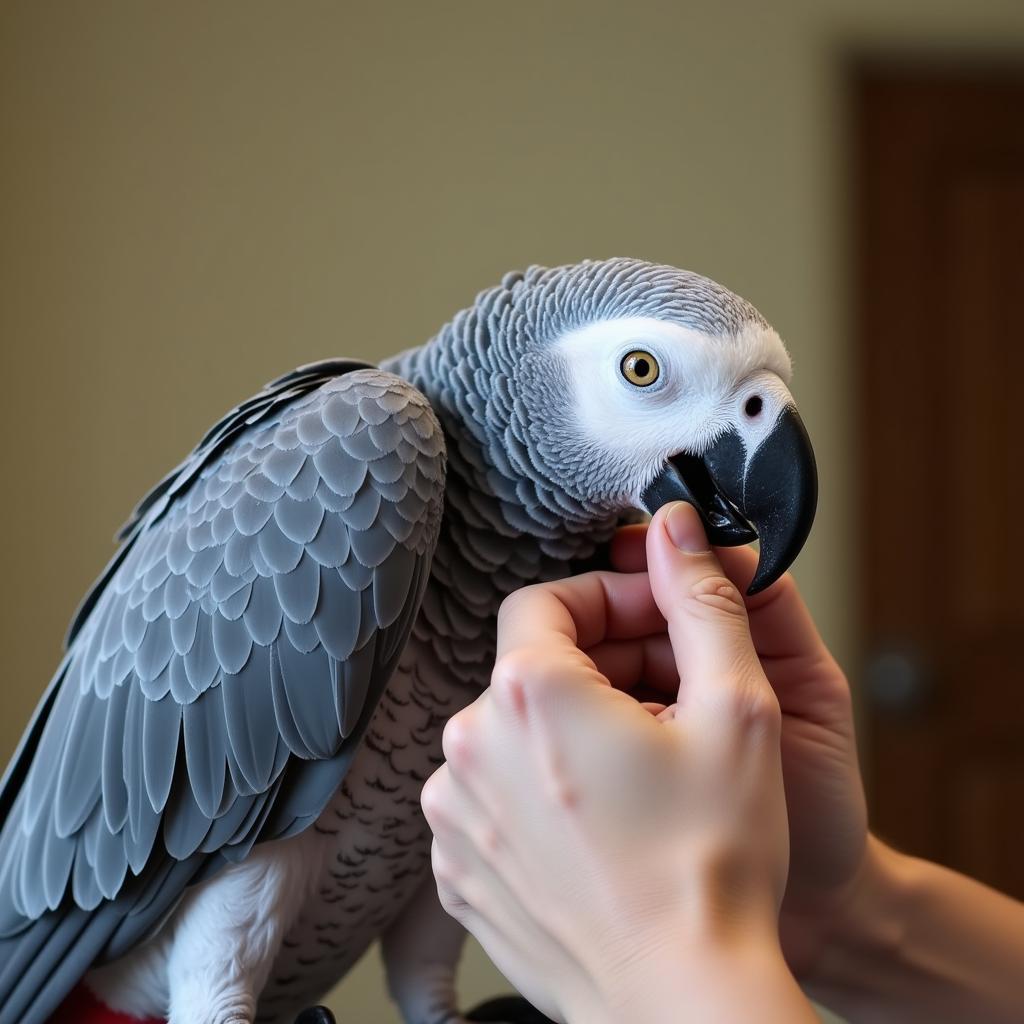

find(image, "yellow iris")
[620,350,660,387]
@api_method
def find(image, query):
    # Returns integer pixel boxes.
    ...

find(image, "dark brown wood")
[855,67,1024,899]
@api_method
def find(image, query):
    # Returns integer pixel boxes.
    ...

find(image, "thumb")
[646,502,762,706]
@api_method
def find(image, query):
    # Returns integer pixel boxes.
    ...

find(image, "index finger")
[612,524,817,662]
[495,570,667,662]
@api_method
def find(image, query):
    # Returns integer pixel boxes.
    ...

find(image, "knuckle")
[490,648,533,689]
[433,866,463,915]
[441,710,475,767]
[437,885,465,919]
[489,651,535,715]
[714,664,781,732]
[730,683,782,737]
[430,837,461,888]
[419,770,447,824]
[686,574,748,622]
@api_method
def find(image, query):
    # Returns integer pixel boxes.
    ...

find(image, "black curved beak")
[640,406,817,594]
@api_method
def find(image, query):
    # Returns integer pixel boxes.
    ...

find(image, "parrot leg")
[163,839,318,1024]
[381,876,470,1024]
[88,835,320,1024]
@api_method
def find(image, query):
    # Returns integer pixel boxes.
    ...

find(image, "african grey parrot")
[0,257,816,1024]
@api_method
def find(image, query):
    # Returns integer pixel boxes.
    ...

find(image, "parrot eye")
[620,350,660,387]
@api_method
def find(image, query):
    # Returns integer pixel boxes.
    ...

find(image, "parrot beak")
[640,406,817,594]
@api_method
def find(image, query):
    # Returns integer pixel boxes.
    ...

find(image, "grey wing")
[0,366,446,1024]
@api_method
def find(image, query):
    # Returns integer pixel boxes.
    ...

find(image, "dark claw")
[467,995,557,1023]
[294,1007,336,1024]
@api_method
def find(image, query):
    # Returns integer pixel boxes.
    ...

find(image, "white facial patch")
[553,316,795,498]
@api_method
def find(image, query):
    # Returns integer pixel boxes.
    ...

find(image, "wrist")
[801,834,912,994]
[573,925,809,1024]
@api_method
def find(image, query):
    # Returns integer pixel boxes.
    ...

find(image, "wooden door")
[856,68,1024,898]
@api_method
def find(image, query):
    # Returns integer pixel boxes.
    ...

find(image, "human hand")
[610,521,870,979]
[421,503,814,1024]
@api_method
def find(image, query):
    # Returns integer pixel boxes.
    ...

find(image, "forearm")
[806,836,1024,1023]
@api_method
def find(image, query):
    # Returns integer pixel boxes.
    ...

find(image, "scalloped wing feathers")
[0,365,445,1021]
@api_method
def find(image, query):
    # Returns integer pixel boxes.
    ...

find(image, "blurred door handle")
[866,648,932,716]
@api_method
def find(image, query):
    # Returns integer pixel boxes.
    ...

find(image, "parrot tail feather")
[48,984,164,1024]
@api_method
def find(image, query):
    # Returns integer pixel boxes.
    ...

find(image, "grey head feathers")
[384,256,770,535]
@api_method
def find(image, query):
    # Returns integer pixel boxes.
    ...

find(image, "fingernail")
[664,502,710,553]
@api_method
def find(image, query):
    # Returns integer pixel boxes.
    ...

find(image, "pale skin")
[421,502,1024,1023]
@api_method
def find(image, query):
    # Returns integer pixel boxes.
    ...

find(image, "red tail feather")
[50,985,164,1024]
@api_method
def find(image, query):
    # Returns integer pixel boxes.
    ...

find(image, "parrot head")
[549,309,815,594]
[444,258,817,594]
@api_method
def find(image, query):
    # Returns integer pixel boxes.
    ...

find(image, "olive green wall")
[2,1,1022,1018]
